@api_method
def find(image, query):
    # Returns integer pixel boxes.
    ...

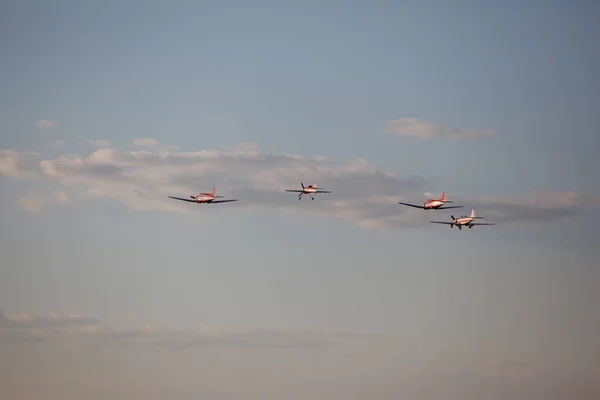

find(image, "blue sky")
[1,1,599,399]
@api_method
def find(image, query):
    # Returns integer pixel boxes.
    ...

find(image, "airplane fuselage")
[454,216,474,225]
[424,200,445,209]
[303,187,318,194]
[194,195,215,203]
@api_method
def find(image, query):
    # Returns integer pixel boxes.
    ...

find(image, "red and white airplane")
[168,187,238,204]
[285,182,331,200]
[430,209,495,230]
[398,192,463,210]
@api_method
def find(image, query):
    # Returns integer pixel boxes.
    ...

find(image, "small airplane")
[285,182,331,200]
[398,192,463,210]
[430,209,495,230]
[168,187,238,204]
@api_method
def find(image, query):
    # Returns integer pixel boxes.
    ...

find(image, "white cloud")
[0,150,40,179]
[0,142,584,228]
[383,118,496,139]
[35,120,56,129]
[89,140,113,147]
[17,188,71,213]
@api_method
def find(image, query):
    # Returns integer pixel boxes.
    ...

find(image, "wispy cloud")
[89,140,113,147]
[0,310,368,350]
[438,191,583,224]
[35,120,57,129]
[17,188,70,213]
[0,142,583,228]
[0,309,101,330]
[0,150,40,179]
[132,138,179,152]
[383,118,496,139]
[47,140,64,148]
[2,309,597,400]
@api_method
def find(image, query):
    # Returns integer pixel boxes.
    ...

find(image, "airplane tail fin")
[470,209,484,219]
[470,209,485,219]
[440,192,453,203]
[210,187,224,198]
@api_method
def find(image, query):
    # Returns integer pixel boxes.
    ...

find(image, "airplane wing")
[468,222,495,225]
[316,190,331,193]
[285,189,304,192]
[429,221,454,225]
[398,202,425,209]
[209,199,238,204]
[168,196,197,203]
[436,205,464,209]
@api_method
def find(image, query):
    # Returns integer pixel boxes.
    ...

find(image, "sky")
[1,1,599,399]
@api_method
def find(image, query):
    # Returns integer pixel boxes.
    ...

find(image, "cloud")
[0,142,584,228]
[383,118,496,139]
[33,145,427,228]
[89,140,113,147]
[0,309,102,330]
[17,188,70,213]
[2,310,597,400]
[0,150,40,179]
[132,138,159,147]
[0,309,368,350]
[47,140,64,148]
[132,138,179,152]
[465,191,582,224]
[35,120,56,129]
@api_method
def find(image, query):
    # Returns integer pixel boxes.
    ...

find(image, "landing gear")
[469,225,473,229]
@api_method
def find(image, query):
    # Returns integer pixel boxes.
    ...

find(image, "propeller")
[301,182,305,189]
[451,215,455,221]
